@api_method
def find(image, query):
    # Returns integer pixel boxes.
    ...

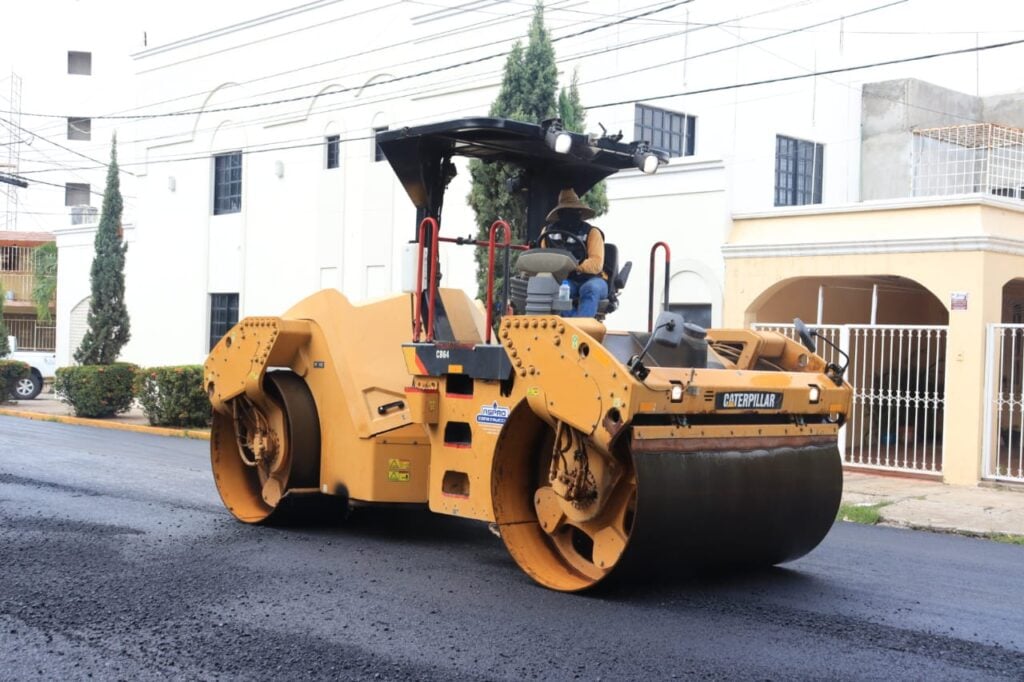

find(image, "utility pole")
[1,72,23,230]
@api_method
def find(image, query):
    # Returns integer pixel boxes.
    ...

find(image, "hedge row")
[0,360,30,403]
[134,366,210,428]
[55,364,211,427]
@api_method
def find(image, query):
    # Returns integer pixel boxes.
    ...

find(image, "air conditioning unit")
[70,205,99,225]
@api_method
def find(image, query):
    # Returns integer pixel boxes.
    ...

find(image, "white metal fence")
[983,324,1024,482]
[753,323,948,475]
[4,317,56,352]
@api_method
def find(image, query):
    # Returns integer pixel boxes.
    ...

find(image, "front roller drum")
[493,409,841,592]
[211,371,321,524]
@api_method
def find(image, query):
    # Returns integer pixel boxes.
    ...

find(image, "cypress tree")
[468,2,607,299]
[74,134,130,365]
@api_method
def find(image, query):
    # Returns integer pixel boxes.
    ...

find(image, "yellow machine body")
[205,287,851,591]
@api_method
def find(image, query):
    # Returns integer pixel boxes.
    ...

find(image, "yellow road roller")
[205,118,853,592]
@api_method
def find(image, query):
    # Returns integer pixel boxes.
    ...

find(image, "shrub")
[55,363,138,418]
[134,365,211,428]
[0,360,29,403]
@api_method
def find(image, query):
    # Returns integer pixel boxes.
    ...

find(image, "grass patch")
[988,533,1024,546]
[837,502,889,525]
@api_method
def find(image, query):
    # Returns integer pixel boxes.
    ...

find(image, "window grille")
[634,104,695,158]
[209,293,239,351]
[213,152,242,215]
[775,135,823,206]
[326,135,340,169]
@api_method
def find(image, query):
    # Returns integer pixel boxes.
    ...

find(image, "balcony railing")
[0,245,36,273]
[0,273,34,302]
[4,317,56,352]
[913,123,1024,199]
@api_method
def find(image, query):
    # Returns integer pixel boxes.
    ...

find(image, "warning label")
[387,458,411,483]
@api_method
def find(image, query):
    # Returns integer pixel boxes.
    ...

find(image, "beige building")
[724,195,1024,486]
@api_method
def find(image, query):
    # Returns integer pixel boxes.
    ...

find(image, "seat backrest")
[603,243,619,288]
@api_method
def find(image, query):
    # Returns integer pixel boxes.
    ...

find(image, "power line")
[584,36,1024,109]
[0,115,130,175]
[16,0,821,158]
[6,0,696,122]
[17,33,1024,176]
[581,0,908,87]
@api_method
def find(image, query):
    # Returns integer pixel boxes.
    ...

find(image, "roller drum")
[619,441,842,577]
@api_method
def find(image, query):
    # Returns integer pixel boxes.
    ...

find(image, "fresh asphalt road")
[2,416,1023,681]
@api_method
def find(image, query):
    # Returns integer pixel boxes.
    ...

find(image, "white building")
[0,2,141,232]
[40,0,1024,368]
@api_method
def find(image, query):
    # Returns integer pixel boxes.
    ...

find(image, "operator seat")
[596,243,632,319]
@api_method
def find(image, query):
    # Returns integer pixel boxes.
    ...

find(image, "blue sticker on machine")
[715,391,784,410]
[476,401,511,426]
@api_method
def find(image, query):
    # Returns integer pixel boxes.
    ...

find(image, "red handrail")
[485,220,512,343]
[648,241,671,333]
[414,217,440,342]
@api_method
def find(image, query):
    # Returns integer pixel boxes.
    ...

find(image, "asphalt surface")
[2,416,1024,680]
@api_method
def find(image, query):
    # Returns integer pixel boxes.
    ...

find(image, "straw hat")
[545,188,595,223]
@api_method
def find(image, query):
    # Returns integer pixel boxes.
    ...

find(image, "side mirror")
[793,317,816,353]
[653,311,685,348]
[615,261,632,290]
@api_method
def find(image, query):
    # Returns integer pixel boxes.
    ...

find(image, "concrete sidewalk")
[843,472,1024,538]
[0,393,210,439]
[3,394,1023,539]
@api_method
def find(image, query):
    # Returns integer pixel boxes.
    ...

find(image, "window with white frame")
[209,293,239,351]
[67,117,91,141]
[213,152,242,215]
[373,126,388,162]
[634,104,695,158]
[64,183,90,206]
[67,51,91,75]
[775,135,823,206]
[326,135,340,169]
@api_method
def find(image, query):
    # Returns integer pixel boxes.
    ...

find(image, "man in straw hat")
[539,188,607,318]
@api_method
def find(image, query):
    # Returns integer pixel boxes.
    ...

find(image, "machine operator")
[539,188,607,318]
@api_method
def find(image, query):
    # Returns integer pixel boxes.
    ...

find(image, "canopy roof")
[377,117,665,240]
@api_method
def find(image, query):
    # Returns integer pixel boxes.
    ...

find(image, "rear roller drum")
[211,371,321,524]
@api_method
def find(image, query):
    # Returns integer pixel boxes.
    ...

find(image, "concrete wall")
[861,79,985,201]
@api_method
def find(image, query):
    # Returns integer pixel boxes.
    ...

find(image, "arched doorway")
[69,297,90,361]
[749,276,949,477]
[985,279,1024,482]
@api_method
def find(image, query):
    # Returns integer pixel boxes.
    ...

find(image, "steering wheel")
[540,228,586,256]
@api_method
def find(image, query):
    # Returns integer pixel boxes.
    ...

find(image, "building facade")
[30,0,1024,485]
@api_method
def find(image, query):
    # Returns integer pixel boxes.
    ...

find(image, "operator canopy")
[376,117,667,242]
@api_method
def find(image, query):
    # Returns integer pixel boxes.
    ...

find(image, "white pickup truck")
[5,335,55,400]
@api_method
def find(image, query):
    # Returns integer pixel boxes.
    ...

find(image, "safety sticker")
[475,401,510,429]
[387,458,411,483]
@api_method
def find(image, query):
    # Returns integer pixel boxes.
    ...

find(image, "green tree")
[31,242,57,322]
[468,2,607,299]
[74,134,130,365]
[0,285,9,358]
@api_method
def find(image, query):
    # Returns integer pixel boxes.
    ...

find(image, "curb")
[0,407,211,441]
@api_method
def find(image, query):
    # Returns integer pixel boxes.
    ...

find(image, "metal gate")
[983,324,1024,482]
[752,323,948,475]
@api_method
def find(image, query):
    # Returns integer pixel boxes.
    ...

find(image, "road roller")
[204,117,853,592]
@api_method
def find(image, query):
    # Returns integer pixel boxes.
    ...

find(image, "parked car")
[5,335,55,400]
